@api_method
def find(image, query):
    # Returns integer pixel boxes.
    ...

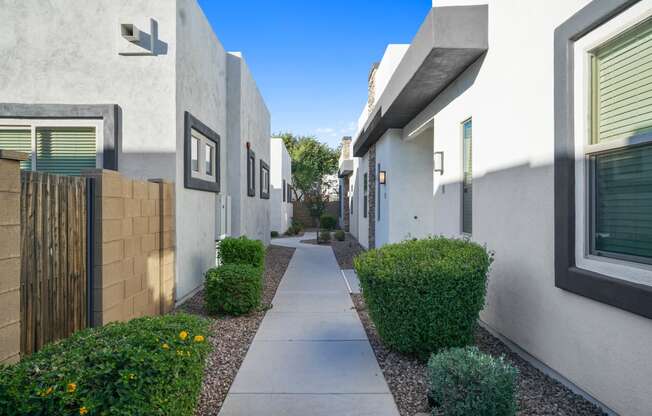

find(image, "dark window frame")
[247,148,256,197]
[554,0,652,320]
[363,172,368,218]
[184,112,220,193]
[282,179,286,202]
[287,184,293,203]
[260,160,270,199]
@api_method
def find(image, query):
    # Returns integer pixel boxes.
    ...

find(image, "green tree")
[274,132,339,225]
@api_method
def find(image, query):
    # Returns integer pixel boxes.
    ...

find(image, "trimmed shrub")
[205,264,263,315]
[0,314,211,416]
[218,236,265,269]
[320,214,337,230]
[428,346,518,416]
[354,237,492,357]
[271,231,279,238]
[334,229,345,241]
[319,230,331,243]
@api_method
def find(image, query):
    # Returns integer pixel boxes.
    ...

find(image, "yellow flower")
[40,386,54,396]
[193,335,205,343]
[129,373,136,380]
[179,331,188,340]
[176,349,184,356]
[162,343,170,350]
[79,407,89,415]
[67,383,77,393]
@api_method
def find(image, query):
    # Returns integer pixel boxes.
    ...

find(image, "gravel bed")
[352,294,607,416]
[176,245,295,416]
[331,233,365,269]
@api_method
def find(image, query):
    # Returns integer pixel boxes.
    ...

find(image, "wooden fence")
[20,172,89,355]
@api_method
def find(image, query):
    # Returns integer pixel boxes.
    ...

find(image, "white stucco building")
[0,0,271,303]
[344,1,652,414]
[270,138,293,234]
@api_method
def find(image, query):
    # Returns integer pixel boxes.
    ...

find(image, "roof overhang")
[338,159,353,177]
[353,5,488,157]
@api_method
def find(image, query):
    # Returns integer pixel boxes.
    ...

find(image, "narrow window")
[205,143,214,176]
[377,163,381,221]
[260,160,270,199]
[462,119,473,234]
[587,18,652,264]
[247,148,256,197]
[287,185,292,202]
[282,179,286,202]
[191,136,199,172]
[363,172,368,218]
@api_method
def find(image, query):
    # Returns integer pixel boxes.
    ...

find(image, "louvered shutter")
[36,127,97,176]
[462,120,473,234]
[0,129,32,170]
[594,144,652,261]
[592,18,652,144]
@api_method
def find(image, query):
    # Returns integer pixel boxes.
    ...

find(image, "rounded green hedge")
[218,236,265,269]
[0,314,211,416]
[320,214,337,230]
[205,264,263,315]
[334,230,345,241]
[354,237,492,357]
[428,346,518,416]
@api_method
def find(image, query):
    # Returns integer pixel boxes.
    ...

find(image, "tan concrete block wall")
[0,152,26,364]
[85,170,175,326]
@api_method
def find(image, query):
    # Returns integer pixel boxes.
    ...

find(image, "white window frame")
[0,118,103,170]
[190,128,216,182]
[573,0,652,286]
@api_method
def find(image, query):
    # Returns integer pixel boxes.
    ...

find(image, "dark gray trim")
[0,103,121,170]
[86,176,95,327]
[247,148,256,197]
[353,5,488,157]
[283,179,286,202]
[554,0,652,319]
[260,160,270,199]
[184,111,220,193]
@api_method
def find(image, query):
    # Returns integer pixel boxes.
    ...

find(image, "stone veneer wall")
[368,145,376,249]
[343,176,350,232]
[84,170,175,326]
[0,151,27,364]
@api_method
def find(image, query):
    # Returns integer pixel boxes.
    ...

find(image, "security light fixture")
[379,170,387,185]
[434,151,444,175]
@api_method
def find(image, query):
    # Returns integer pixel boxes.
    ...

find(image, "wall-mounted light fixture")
[379,170,387,185]
[434,151,444,175]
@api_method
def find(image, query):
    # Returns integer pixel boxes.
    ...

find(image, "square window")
[184,112,220,193]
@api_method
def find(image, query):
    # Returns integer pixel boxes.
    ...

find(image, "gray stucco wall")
[0,0,177,180]
[226,53,271,245]
[174,0,227,300]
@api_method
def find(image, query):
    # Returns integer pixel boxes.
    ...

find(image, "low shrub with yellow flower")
[0,313,212,416]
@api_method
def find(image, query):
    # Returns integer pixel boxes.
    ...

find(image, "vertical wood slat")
[20,171,88,356]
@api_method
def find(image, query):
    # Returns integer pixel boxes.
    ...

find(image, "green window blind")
[462,119,473,234]
[0,129,32,170]
[593,143,652,262]
[592,18,652,144]
[36,127,97,176]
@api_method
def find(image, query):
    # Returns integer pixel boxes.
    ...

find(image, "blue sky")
[197,0,432,148]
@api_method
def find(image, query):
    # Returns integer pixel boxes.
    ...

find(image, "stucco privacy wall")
[0,151,25,364]
[84,169,175,326]
[407,1,651,414]
[175,0,227,300]
[270,138,293,234]
[227,53,271,245]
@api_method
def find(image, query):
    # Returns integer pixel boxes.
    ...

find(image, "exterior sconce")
[434,151,444,175]
[379,170,387,185]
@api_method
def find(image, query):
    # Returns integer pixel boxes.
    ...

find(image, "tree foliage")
[274,132,339,220]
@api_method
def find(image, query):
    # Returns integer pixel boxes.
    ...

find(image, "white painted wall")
[270,138,292,234]
[396,1,652,414]
[174,0,227,300]
[226,52,271,245]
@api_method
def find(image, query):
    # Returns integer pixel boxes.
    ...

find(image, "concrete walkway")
[219,233,399,416]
